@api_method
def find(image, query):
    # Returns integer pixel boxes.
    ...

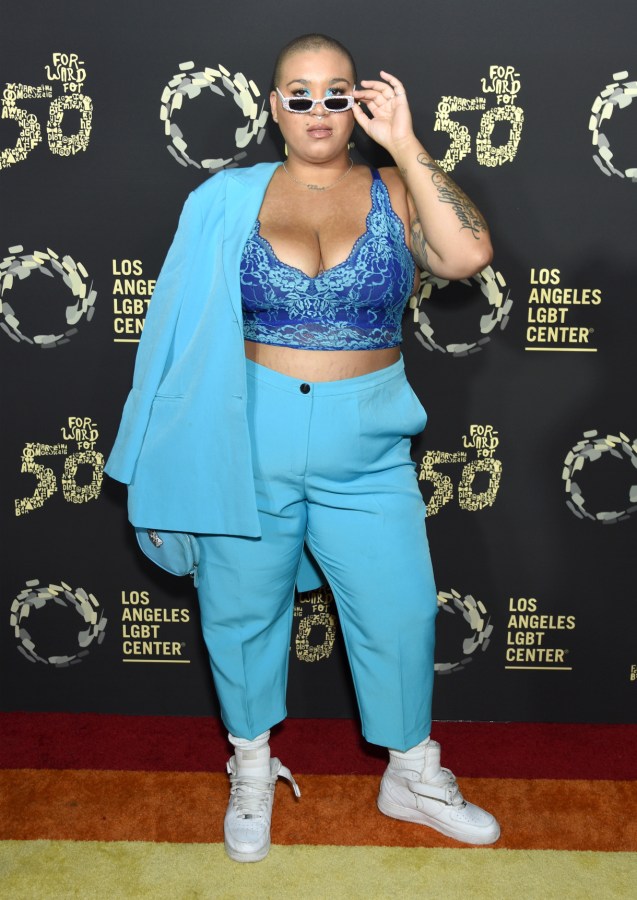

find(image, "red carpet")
[2,712,636,778]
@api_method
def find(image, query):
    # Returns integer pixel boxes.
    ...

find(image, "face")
[270,48,355,163]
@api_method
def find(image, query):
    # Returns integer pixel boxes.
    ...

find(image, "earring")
[284,143,288,157]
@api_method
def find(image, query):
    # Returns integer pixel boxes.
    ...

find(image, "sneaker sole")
[377,794,500,845]
[224,837,271,863]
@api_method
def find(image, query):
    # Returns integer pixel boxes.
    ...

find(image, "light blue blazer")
[105,162,323,591]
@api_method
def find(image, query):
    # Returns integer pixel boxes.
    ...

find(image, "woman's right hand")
[353,70,416,157]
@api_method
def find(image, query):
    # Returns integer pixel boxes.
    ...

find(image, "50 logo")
[1,53,92,170]
[15,417,104,517]
[293,589,336,663]
[419,425,502,517]
[434,65,524,173]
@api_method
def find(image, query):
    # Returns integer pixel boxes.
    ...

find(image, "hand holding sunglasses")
[351,71,415,155]
[276,86,356,114]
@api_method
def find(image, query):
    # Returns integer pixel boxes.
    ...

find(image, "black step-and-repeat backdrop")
[2,0,635,724]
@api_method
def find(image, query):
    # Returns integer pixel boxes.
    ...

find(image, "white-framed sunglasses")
[276,86,356,114]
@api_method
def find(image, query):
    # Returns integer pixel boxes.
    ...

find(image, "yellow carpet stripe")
[0,841,635,899]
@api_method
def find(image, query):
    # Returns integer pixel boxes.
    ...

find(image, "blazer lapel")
[222,162,281,325]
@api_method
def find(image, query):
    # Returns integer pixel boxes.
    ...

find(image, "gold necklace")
[282,159,353,192]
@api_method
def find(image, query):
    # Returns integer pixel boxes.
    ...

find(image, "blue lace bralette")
[240,168,416,350]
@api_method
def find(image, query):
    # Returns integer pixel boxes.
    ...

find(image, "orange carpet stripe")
[1,770,635,851]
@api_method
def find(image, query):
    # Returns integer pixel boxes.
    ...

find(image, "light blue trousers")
[196,357,438,751]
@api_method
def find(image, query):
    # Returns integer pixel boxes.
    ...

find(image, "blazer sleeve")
[105,189,204,484]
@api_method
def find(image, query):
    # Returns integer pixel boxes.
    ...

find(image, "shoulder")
[191,161,281,203]
[376,165,409,200]
[169,163,279,228]
[376,165,406,189]
[375,165,411,223]
[172,162,281,235]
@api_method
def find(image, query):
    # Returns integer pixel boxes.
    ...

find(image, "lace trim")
[240,171,415,351]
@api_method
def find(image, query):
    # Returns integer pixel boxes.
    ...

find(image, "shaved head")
[272,33,357,89]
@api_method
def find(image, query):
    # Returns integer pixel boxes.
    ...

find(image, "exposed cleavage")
[256,176,374,279]
[254,216,371,280]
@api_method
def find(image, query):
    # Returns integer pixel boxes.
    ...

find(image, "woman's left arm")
[353,71,493,279]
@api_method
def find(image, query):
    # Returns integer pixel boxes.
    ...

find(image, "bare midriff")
[244,341,401,381]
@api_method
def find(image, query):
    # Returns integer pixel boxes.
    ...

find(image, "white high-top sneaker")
[224,731,301,863]
[377,738,500,845]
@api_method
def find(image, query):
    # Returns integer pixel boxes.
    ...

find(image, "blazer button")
[300,383,311,394]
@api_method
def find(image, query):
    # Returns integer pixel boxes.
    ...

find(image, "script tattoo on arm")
[417,152,487,240]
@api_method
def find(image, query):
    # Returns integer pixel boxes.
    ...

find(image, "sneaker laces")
[227,758,300,819]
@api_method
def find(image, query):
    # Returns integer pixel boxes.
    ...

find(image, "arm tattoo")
[417,152,487,240]
[410,216,431,272]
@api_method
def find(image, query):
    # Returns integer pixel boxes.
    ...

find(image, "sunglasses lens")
[324,97,350,111]
[281,93,353,113]
[288,98,313,112]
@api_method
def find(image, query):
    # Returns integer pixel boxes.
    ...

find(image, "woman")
[106,33,500,863]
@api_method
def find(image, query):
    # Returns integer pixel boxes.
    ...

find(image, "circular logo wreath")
[563,430,637,523]
[0,246,96,347]
[435,589,492,674]
[589,71,637,182]
[161,62,268,172]
[411,265,512,356]
[10,580,107,665]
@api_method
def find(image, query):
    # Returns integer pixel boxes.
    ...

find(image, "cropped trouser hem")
[195,356,438,751]
[362,724,432,753]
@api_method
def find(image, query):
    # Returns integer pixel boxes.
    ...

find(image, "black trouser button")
[300,383,311,394]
